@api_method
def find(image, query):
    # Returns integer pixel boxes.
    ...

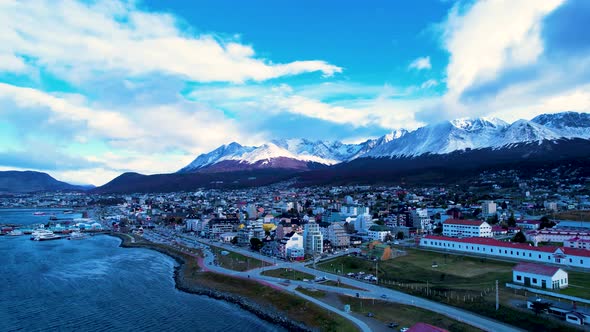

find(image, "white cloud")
[188,83,428,130]
[420,79,438,89]
[0,0,341,83]
[442,0,564,99]
[409,56,432,70]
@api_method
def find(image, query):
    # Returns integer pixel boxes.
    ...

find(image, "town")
[2,166,590,332]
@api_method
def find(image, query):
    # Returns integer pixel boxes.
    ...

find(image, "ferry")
[33,212,46,216]
[30,228,53,240]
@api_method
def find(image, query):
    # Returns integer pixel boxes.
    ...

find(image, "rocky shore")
[109,232,312,332]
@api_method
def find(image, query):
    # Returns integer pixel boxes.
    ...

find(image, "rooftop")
[513,262,562,276]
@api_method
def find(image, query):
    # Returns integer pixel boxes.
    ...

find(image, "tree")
[487,214,499,225]
[539,216,556,229]
[512,231,526,243]
[374,219,385,226]
[396,231,405,240]
[384,233,394,243]
[507,212,516,227]
[433,225,443,235]
[230,236,238,245]
[250,238,263,251]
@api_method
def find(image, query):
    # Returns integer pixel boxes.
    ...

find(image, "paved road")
[148,231,522,332]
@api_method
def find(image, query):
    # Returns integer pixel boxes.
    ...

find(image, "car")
[399,328,409,332]
[381,294,388,298]
[366,312,374,317]
[387,322,399,328]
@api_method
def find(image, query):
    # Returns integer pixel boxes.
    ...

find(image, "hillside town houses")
[3,172,590,270]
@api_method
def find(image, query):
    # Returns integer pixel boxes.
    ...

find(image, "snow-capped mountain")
[365,117,508,157]
[178,142,256,172]
[531,112,590,139]
[179,112,590,173]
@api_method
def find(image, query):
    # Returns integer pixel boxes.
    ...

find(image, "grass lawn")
[553,270,590,299]
[209,246,271,272]
[297,287,327,299]
[339,295,482,332]
[187,272,357,332]
[317,248,581,332]
[262,268,315,281]
[318,248,513,292]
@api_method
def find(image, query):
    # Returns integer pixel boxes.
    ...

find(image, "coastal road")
[190,237,520,332]
[149,231,522,332]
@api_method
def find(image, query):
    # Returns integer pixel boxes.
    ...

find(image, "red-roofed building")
[442,219,492,238]
[513,262,568,289]
[565,237,590,250]
[407,322,449,332]
[492,225,508,235]
[420,235,590,269]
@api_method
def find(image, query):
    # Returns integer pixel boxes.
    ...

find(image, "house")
[516,220,541,230]
[442,219,492,238]
[513,262,568,289]
[492,225,507,235]
[278,232,304,259]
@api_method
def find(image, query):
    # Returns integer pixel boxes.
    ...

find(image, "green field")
[209,246,271,272]
[262,268,315,281]
[317,249,581,332]
[339,295,482,332]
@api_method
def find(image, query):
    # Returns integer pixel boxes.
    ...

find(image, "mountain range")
[178,111,590,173]
[4,112,590,193]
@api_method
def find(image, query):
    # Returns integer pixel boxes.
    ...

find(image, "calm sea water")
[0,210,281,332]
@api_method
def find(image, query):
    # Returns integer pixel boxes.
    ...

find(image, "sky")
[1,0,590,185]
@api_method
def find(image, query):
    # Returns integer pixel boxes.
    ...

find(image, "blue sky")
[1,0,589,185]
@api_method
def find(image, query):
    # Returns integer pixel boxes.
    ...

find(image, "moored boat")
[67,231,86,240]
[8,229,23,236]
[32,233,62,241]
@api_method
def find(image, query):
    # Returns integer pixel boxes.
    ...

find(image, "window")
[533,278,538,283]
[581,260,584,265]
[516,275,522,281]
[569,258,572,263]
[529,253,532,257]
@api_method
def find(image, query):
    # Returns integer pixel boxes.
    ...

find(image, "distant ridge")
[0,171,91,193]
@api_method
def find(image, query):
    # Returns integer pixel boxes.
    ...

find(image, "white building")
[565,237,590,250]
[420,235,590,269]
[442,219,492,238]
[304,221,323,257]
[278,232,304,259]
[528,227,590,246]
[544,201,558,211]
[481,200,497,216]
[411,208,431,233]
[513,262,568,289]
[368,225,390,242]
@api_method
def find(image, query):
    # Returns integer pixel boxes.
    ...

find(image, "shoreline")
[108,232,311,332]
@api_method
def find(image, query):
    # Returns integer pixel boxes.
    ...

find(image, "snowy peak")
[450,117,508,131]
[178,142,255,172]
[532,111,590,129]
[179,111,590,172]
